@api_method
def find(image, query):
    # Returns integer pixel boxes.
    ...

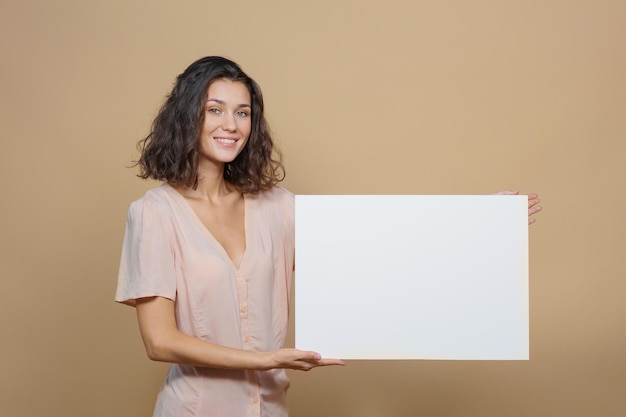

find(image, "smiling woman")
[116,56,345,417]
[116,55,541,417]
[135,56,284,194]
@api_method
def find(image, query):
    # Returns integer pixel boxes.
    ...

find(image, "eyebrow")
[206,98,251,108]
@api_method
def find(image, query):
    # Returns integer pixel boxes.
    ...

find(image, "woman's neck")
[175,161,238,202]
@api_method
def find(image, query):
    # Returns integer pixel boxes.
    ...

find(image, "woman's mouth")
[214,137,237,146]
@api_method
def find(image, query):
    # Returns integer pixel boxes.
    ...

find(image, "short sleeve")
[115,199,177,307]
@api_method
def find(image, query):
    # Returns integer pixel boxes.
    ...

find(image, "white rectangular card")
[295,195,528,360]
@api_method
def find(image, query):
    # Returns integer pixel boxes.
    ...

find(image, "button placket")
[235,272,251,348]
[248,371,261,416]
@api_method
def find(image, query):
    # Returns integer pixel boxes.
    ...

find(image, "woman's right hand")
[263,348,345,371]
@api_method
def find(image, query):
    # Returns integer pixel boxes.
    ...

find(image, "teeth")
[215,138,236,144]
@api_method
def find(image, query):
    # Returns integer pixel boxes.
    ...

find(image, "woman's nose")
[221,112,237,131]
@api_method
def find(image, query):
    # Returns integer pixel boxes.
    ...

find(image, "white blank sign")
[295,195,528,360]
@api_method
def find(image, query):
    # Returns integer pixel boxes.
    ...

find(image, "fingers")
[315,357,346,367]
[296,351,345,370]
[528,195,541,211]
[529,204,542,215]
[528,195,542,225]
[273,349,345,371]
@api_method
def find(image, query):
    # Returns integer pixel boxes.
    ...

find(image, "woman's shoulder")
[254,186,293,203]
[269,186,294,200]
[130,183,173,202]
[127,183,177,216]
[248,186,294,214]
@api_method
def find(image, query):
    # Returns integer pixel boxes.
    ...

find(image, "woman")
[116,56,344,417]
[116,56,542,417]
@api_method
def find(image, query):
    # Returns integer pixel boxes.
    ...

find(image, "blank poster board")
[294,195,529,360]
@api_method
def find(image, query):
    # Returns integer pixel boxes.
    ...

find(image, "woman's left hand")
[495,190,542,225]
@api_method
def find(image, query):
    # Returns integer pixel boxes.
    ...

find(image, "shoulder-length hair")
[136,56,284,193]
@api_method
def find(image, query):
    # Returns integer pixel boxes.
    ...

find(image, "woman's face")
[197,78,252,167]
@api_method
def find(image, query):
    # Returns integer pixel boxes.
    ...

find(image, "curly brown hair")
[136,56,284,193]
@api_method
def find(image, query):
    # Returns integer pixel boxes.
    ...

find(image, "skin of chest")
[185,192,246,268]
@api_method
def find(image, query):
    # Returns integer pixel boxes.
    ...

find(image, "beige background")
[1,1,625,416]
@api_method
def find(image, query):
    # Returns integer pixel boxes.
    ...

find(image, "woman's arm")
[135,296,344,371]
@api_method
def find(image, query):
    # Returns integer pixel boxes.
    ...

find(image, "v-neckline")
[163,183,249,271]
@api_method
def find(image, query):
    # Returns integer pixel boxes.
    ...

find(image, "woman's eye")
[208,108,221,114]
[236,110,249,117]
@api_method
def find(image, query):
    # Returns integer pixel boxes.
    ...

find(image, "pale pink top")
[116,183,295,417]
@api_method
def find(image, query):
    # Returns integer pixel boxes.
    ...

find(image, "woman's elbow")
[144,345,163,362]
[141,335,173,362]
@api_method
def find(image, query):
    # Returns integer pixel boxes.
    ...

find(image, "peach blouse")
[116,184,295,417]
